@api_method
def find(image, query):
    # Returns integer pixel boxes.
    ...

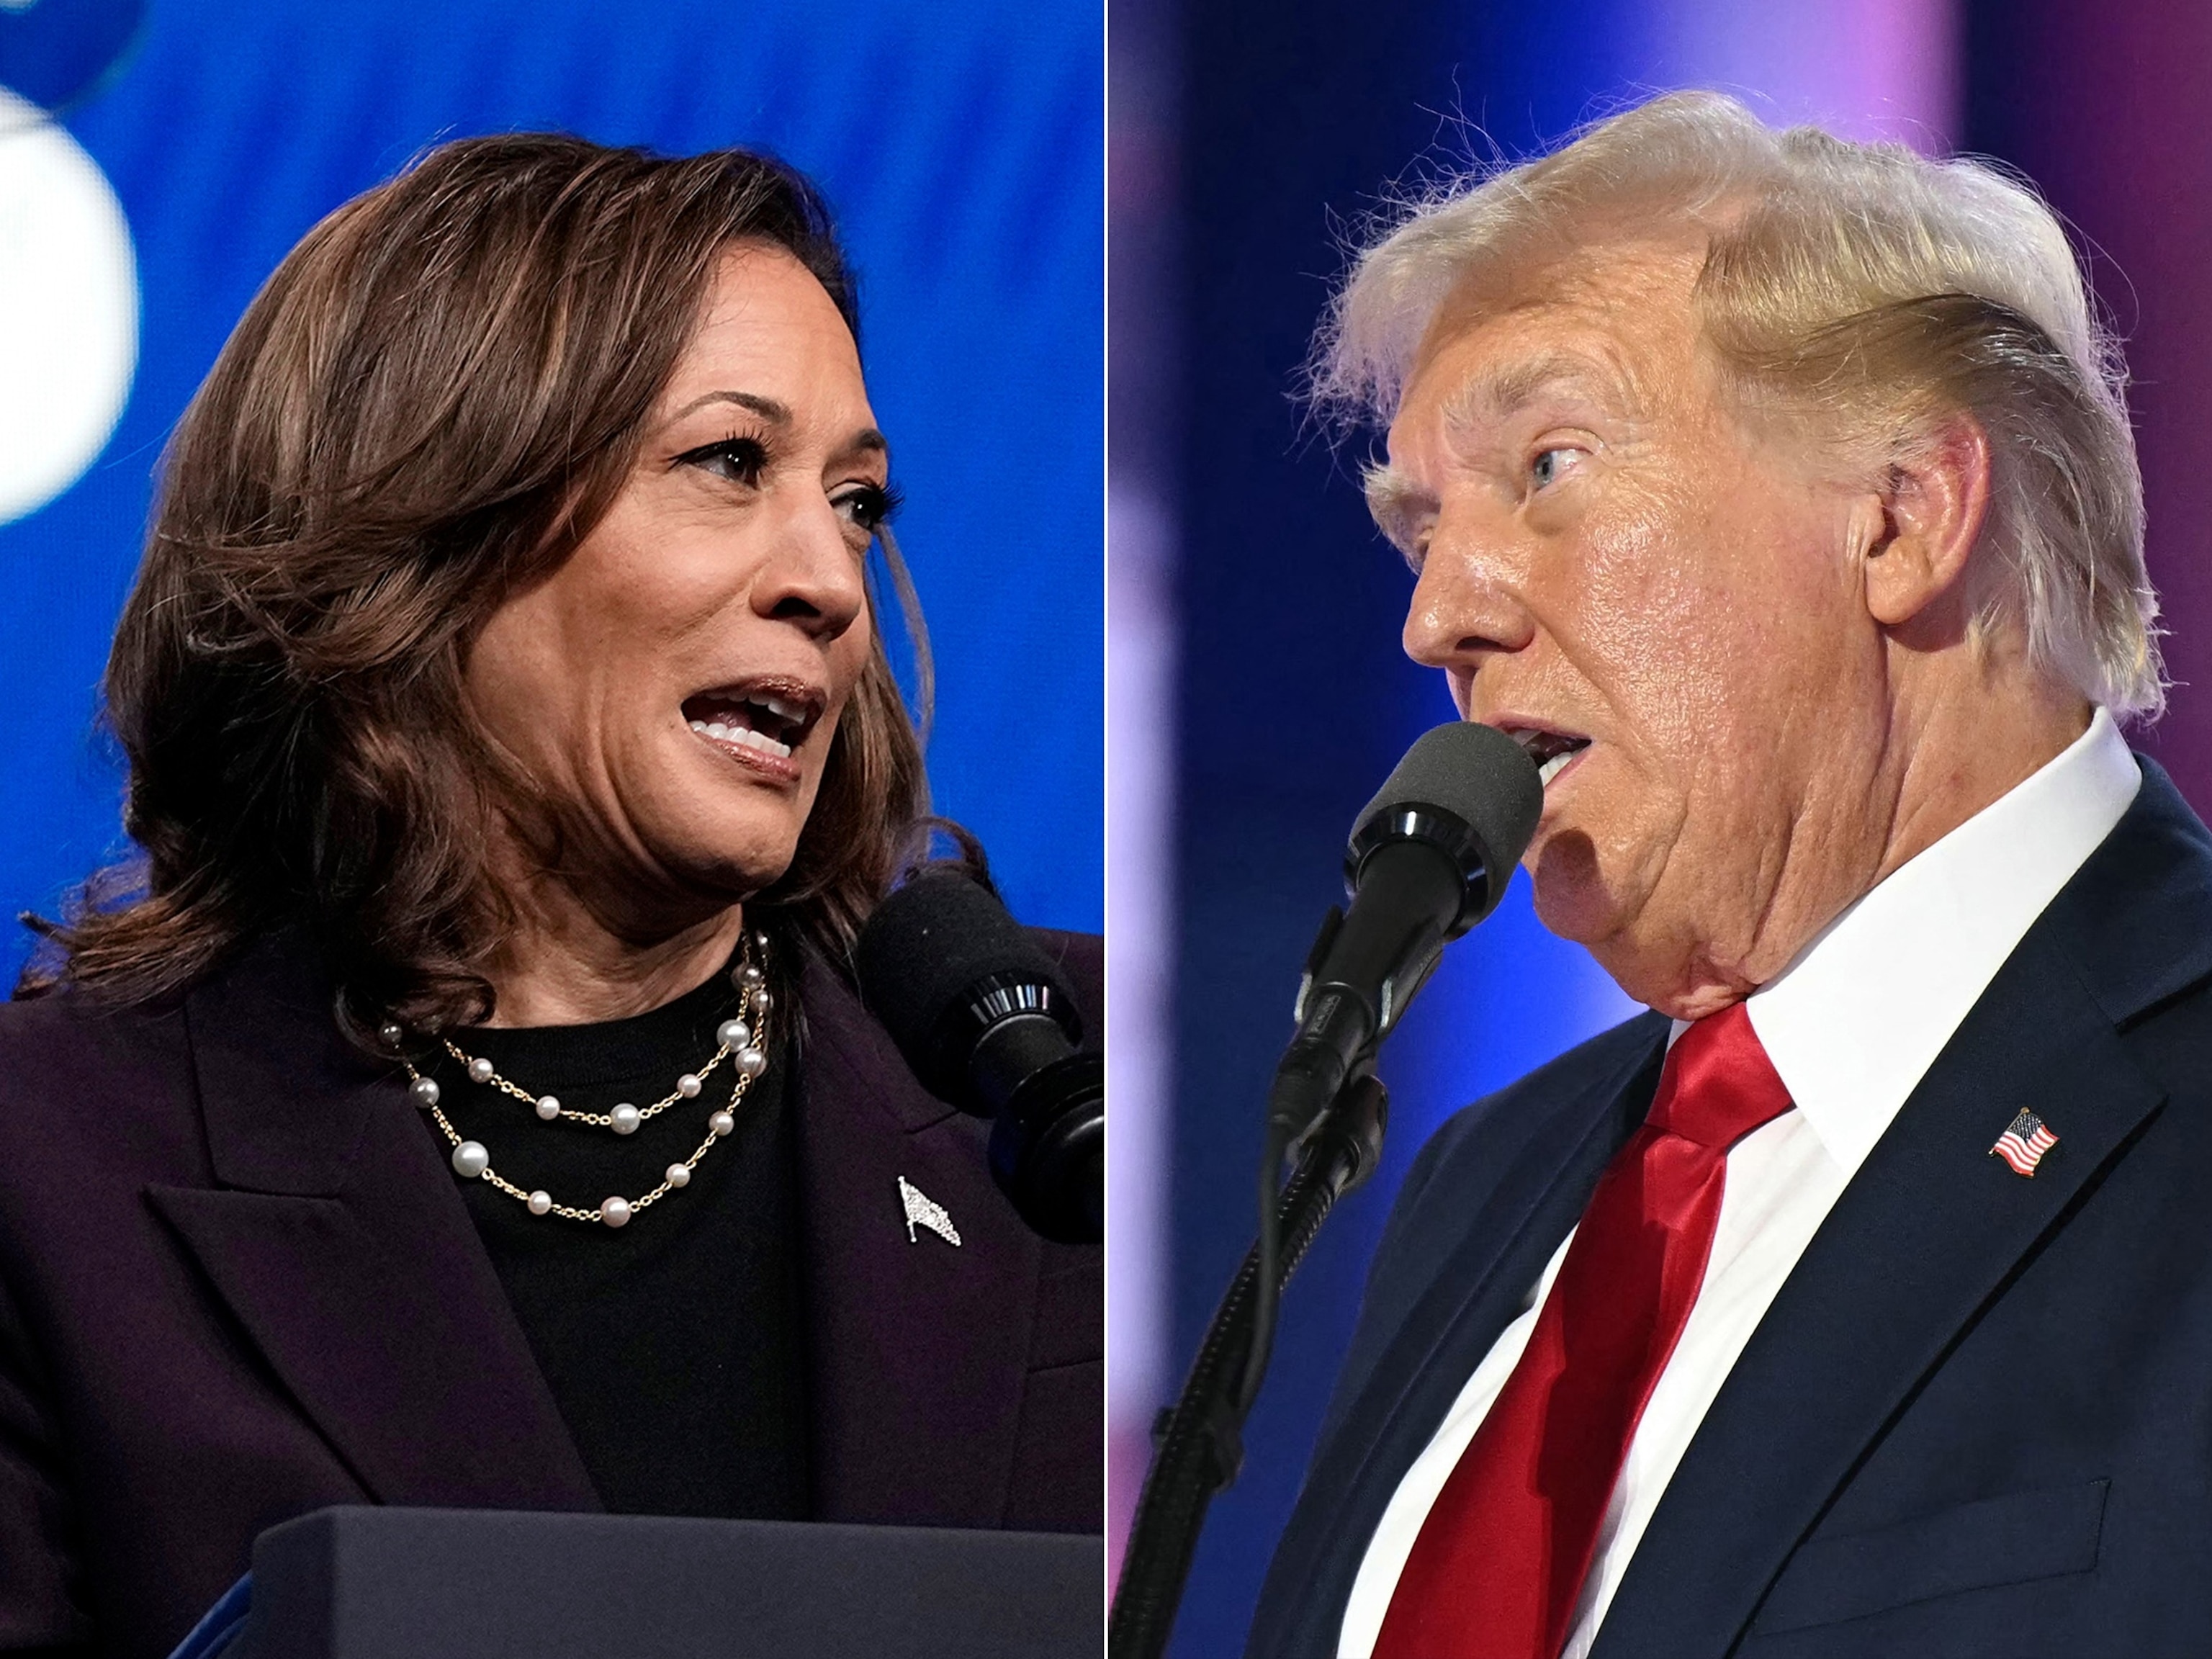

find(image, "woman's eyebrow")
[671,389,793,423]
[834,428,890,466]
[670,389,889,463]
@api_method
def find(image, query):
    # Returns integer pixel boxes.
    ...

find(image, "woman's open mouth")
[682,680,824,775]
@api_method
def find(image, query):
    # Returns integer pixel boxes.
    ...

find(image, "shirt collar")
[1672,709,2139,1178]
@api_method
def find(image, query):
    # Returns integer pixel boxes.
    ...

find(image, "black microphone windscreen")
[1355,720,1545,881]
[853,868,1079,1084]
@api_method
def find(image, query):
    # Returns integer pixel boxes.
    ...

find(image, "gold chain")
[395,935,772,1228]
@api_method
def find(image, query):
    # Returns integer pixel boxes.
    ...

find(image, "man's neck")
[1656,677,2092,1020]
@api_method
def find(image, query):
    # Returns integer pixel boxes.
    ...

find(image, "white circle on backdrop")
[0,82,137,527]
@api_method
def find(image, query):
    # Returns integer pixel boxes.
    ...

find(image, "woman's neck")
[477,886,749,1029]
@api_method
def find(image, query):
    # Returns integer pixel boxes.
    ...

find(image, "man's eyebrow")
[1441,349,1617,434]
[1364,462,1430,519]
[1363,462,1432,561]
[670,389,891,462]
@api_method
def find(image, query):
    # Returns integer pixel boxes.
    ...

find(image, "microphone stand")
[1107,1069,1389,1659]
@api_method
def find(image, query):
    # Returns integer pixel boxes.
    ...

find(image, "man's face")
[1377,238,1889,1012]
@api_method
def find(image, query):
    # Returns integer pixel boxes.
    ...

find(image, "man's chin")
[1527,832,1623,944]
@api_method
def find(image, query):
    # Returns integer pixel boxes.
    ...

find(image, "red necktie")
[1372,1001,1792,1659]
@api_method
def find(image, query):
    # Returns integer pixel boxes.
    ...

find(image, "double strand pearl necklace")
[394,934,774,1229]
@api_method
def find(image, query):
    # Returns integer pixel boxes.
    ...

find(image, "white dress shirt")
[1337,709,2141,1659]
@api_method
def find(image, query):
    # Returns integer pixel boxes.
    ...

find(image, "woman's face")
[464,243,887,929]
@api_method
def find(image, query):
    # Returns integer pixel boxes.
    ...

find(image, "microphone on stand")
[1244,719,1545,1399]
[1111,720,1543,1659]
[853,868,1102,1244]
[1266,719,1547,1151]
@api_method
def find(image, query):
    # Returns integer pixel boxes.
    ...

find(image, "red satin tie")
[1372,1001,1792,1659]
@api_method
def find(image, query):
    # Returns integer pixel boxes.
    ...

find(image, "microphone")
[853,868,1102,1244]
[1266,721,1545,1148]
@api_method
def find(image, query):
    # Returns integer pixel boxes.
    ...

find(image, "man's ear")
[1861,413,1992,629]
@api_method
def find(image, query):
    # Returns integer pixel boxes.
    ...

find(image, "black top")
[421,953,807,1520]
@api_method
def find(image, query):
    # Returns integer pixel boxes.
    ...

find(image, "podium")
[221,1506,1101,1659]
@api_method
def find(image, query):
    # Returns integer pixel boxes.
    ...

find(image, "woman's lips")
[678,679,824,786]
[688,714,793,760]
[688,721,801,783]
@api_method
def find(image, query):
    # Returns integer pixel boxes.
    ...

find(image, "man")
[1248,92,2212,1657]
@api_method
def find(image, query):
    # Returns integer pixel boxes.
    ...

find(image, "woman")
[0,136,1100,1658]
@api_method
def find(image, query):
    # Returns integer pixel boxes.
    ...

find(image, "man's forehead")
[1409,239,1702,393]
[1398,255,1706,448]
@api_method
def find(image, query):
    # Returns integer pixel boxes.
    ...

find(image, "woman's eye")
[678,436,769,486]
[832,481,903,534]
[1531,446,1585,490]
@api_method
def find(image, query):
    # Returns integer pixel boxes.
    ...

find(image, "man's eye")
[833,481,904,534]
[677,436,769,486]
[1532,446,1584,490]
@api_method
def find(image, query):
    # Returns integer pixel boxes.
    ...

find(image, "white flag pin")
[898,1175,961,1247]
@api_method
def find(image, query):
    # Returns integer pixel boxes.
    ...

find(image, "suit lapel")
[792,955,1043,1526]
[1595,759,2212,1657]
[1262,1020,1668,1645]
[150,938,598,1511]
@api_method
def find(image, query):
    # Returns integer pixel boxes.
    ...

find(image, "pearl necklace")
[393,933,774,1229]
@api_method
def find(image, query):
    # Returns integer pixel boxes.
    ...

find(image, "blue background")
[0,0,1103,984]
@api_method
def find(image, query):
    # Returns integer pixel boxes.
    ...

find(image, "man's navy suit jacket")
[1249,757,2212,1658]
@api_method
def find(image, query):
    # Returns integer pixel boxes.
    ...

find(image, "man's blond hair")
[1313,91,2162,719]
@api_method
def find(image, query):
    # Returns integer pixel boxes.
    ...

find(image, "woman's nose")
[754,498,868,638]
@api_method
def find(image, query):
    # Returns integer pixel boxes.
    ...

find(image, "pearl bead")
[748,987,770,1016]
[709,1111,735,1138]
[610,1103,642,1136]
[665,1163,691,1188]
[739,963,765,990]
[535,1094,561,1121]
[716,1018,752,1051]
[451,1141,490,1179]
[379,1022,404,1048]
[677,1073,702,1098]
[600,1196,632,1228]
[527,1190,552,1215]
[408,1076,441,1109]
[736,1046,767,1078]
[467,1056,495,1085]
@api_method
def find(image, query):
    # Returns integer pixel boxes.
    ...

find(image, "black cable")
[1108,1074,1388,1659]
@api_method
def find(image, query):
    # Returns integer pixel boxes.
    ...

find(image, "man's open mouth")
[682,681,824,762]
[1504,726,1592,788]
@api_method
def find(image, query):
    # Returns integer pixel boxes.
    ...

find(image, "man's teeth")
[1538,749,1576,786]
[691,719,792,760]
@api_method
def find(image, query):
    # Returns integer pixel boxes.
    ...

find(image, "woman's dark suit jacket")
[0,930,1102,1658]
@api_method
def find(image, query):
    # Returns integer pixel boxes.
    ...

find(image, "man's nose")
[1401,525,1536,673]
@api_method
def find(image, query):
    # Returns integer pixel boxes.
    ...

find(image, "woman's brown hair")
[20,133,930,1040]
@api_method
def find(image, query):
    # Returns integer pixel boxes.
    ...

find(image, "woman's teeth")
[1539,750,1576,786]
[691,719,792,760]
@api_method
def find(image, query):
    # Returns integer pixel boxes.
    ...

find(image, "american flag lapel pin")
[1990,1108,2059,1177]
[898,1174,962,1246]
